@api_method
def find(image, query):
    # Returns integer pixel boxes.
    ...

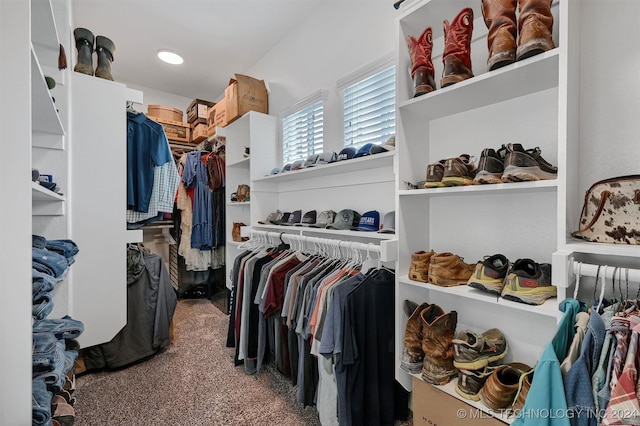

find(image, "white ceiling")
[71,0,326,101]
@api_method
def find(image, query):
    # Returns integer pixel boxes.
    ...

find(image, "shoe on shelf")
[441,154,478,186]
[424,160,446,188]
[500,258,556,305]
[420,305,458,385]
[453,328,508,370]
[467,253,510,295]
[501,143,557,182]
[455,365,497,401]
[474,147,506,184]
[401,301,431,374]
[409,250,435,283]
[428,252,475,286]
[479,362,532,411]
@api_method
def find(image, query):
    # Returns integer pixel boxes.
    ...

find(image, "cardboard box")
[224,74,269,125]
[412,377,506,426]
[149,116,191,144]
[186,98,215,124]
[191,122,209,144]
[147,105,183,122]
[207,99,227,131]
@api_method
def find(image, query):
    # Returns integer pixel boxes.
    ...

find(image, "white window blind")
[342,64,395,149]
[282,98,324,164]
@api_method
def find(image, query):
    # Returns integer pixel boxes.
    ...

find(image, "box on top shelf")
[148,116,191,144]
[147,105,183,122]
[207,74,269,132]
[191,122,209,144]
[187,98,216,124]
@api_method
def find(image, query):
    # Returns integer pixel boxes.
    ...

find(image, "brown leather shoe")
[401,301,431,374]
[516,0,555,61]
[428,252,476,286]
[409,250,435,282]
[440,154,478,186]
[482,0,517,71]
[407,27,437,97]
[479,362,531,410]
[441,8,474,87]
[420,305,458,385]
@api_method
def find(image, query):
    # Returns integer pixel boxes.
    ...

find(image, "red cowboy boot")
[441,7,474,87]
[516,0,555,61]
[482,0,517,71]
[407,27,436,97]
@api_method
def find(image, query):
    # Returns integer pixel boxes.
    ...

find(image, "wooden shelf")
[228,157,250,168]
[564,240,640,259]
[399,179,558,197]
[253,223,397,240]
[32,182,65,216]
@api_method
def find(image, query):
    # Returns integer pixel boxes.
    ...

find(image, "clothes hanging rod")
[248,229,398,262]
[572,261,640,283]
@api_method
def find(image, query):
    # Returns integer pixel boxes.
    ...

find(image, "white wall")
[123,81,194,120]
[247,0,397,160]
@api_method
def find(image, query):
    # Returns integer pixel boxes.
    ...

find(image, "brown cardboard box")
[412,377,506,426]
[147,105,183,122]
[148,116,191,144]
[191,122,209,144]
[224,74,268,125]
[186,98,215,124]
[207,99,227,131]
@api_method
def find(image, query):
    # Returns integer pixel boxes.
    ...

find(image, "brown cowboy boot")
[482,0,517,71]
[441,7,474,88]
[401,301,431,374]
[407,27,437,97]
[420,305,458,385]
[516,0,555,61]
[95,35,115,81]
[73,28,94,76]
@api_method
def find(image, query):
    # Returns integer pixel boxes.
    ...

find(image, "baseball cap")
[258,210,282,224]
[270,211,291,225]
[308,210,336,228]
[354,143,374,158]
[282,163,292,172]
[268,167,282,175]
[291,159,305,170]
[337,147,356,161]
[310,152,337,166]
[326,209,361,230]
[304,154,319,168]
[351,210,380,232]
[295,210,317,226]
[378,211,395,234]
[370,136,396,155]
[281,209,302,226]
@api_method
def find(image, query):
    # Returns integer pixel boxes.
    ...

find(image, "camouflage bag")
[572,175,640,245]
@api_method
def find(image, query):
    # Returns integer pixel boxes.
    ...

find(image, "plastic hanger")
[361,243,377,274]
[573,261,582,300]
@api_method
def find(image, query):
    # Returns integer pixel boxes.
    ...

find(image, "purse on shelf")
[235,184,250,202]
[232,222,248,242]
[572,175,640,245]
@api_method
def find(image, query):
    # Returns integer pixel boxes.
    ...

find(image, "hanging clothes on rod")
[226,231,407,426]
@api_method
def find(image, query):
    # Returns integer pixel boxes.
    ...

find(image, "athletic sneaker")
[501,258,556,305]
[456,366,496,401]
[501,143,557,182]
[467,254,510,295]
[474,147,506,184]
[453,328,508,370]
[441,154,477,186]
[424,159,446,188]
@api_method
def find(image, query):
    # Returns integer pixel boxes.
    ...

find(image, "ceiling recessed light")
[157,50,183,65]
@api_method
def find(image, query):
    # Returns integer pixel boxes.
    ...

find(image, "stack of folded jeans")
[31,235,83,426]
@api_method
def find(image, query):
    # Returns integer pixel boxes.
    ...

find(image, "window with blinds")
[342,65,395,150]
[282,100,324,164]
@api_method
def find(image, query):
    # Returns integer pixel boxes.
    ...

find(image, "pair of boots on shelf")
[407,0,554,97]
[73,28,116,81]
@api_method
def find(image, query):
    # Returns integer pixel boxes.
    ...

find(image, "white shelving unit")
[394,0,640,423]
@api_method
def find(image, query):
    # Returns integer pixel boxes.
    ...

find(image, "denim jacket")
[512,299,585,426]
[564,309,606,426]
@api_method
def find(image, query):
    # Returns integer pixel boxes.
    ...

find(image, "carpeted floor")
[74,299,324,425]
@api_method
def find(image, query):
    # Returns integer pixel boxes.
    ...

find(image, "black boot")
[95,35,115,81]
[73,28,94,76]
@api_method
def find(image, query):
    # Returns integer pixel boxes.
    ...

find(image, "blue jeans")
[32,332,65,383]
[45,239,79,266]
[32,234,47,249]
[32,269,56,298]
[32,376,53,426]
[32,248,68,279]
[32,292,54,320]
[32,316,84,340]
